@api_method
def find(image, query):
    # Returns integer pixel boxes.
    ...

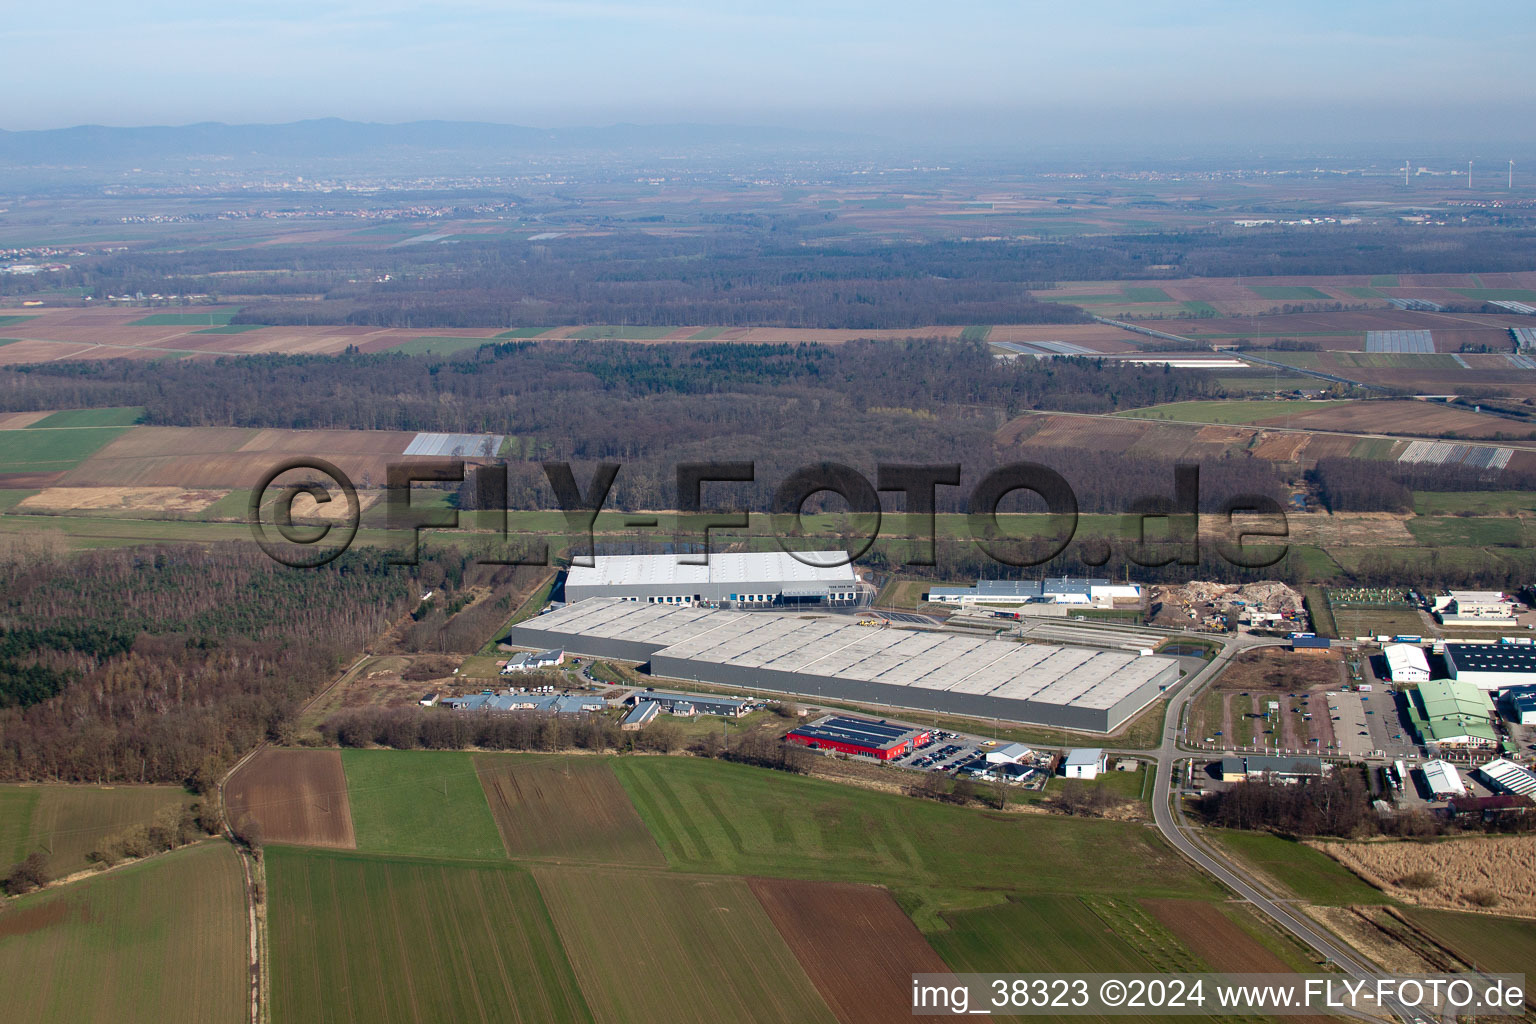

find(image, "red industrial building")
[785,715,929,760]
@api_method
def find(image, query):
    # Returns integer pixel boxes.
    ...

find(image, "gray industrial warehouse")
[504,598,1178,732]
[562,551,860,608]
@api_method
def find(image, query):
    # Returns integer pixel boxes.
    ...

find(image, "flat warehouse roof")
[1448,643,1536,673]
[566,551,855,589]
[516,598,1177,714]
[789,716,922,749]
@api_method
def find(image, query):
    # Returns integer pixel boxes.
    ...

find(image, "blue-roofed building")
[623,689,751,718]
[621,701,661,730]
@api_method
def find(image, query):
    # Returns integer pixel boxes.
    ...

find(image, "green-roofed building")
[1406,679,1499,748]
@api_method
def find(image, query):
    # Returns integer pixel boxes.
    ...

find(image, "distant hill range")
[0,118,867,182]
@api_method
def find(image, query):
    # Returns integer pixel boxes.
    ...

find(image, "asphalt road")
[1148,635,1421,1024]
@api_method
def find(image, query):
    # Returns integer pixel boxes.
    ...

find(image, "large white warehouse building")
[505,598,1179,732]
[562,551,860,608]
[1384,643,1431,684]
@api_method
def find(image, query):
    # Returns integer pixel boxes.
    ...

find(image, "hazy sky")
[9,0,1534,146]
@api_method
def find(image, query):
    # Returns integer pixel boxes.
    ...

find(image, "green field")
[126,311,235,326]
[0,842,245,1024]
[1413,490,1536,515]
[567,325,676,339]
[961,325,992,341]
[25,407,145,428]
[534,866,836,1024]
[612,757,1219,908]
[1118,399,1350,424]
[1209,830,1391,905]
[340,750,505,860]
[0,784,199,877]
[0,315,38,327]
[267,847,593,1024]
[0,426,129,473]
[1180,300,1218,315]
[688,326,730,340]
[1405,516,1525,547]
[1370,275,1400,287]
[1403,908,1536,982]
[1250,285,1330,300]
[1122,286,1173,302]
[389,335,497,356]
[1349,437,1401,460]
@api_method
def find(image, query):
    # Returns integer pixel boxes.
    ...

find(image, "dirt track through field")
[748,878,960,1024]
[224,749,355,848]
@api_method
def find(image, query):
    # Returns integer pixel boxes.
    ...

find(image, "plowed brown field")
[475,754,664,864]
[749,878,956,1024]
[224,748,355,848]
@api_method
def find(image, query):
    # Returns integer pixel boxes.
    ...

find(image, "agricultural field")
[340,750,505,860]
[611,756,1218,905]
[474,754,665,865]
[1141,899,1319,974]
[1413,490,1536,515]
[267,847,593,1024]
[1208,830,1392,905]
[1405,516,1527,547]
[25,407,145,428]
[0,842,246,1024]
[533,866,837,1024]
[0,784,200,877]
[749,878,951,1024]
[1402,908,1536,997]
[1318,835,1536,915]
[1117,399,1353,424]
[225,749,355,848]
[0,425,129,475]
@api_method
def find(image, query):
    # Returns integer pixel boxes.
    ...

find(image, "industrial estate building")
[621,689,752,718]
[926,577,1140,607]
[1444,643,1536,689]
[1503,685,1536,725]
[563,551,860,608]
[1383,643,1430,684]
[784,716,930,760]
[504,598,1179,732]
[1219,755,1326,783]
[1433,590,1519,625]
[1407,679,1498,748]
[1421,759,1468,800]
[1478,758,1536,797]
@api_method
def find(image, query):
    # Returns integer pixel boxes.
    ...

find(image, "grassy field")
[0,784,200,877]
[126,311,235,326]
[26,407,145,428]
[533,866,836,1024]
[1122,286,1173,302]
[1403,907,1536,981]
[1250,285,1329,300]
[192,323,269,334]
[267,847,593,1024]
[611,757,1220,910]
[0,315,38,327]
[340,750,505,860]
[1453,288,1536,303]
[389,335,497,356]
[0,842,245,1024]
[688,326,730,339]
[0,426,129,473]
[1405,516,1525,547]
[1181,300,1219,315]
[1117,399,1351,423]
[1208,829,1392,905]
[960,325,992,341]
[1413,490,1536,515]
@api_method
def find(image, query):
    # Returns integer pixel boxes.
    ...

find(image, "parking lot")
[1327,691,1375,757]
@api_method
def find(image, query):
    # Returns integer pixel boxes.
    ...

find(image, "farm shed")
[621,701,661,731]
